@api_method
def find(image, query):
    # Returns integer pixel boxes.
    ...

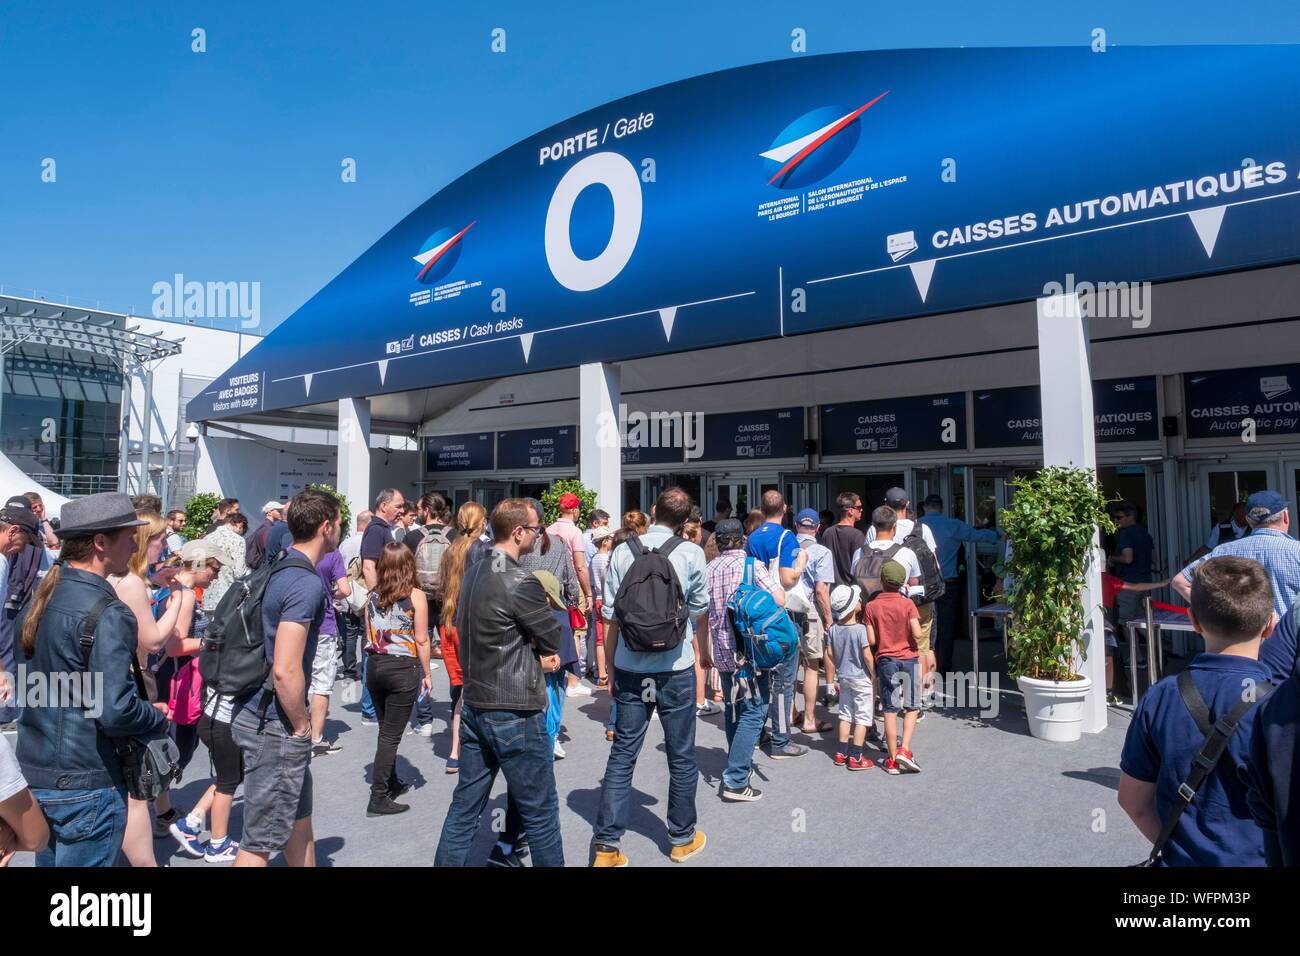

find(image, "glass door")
[471,480,512,511]
[1286,460,1300,540]
[827,472,906,532]
[707,477,753,523]
[1187,463,1275,557]
[779,472,826,517]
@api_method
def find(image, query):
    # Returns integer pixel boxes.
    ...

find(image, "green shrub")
[1001,466,1115,682]
[539,479,598,527]
[182,492,221,541]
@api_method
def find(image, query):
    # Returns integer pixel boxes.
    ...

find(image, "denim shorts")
[231,705,313,855]
[877,657,920,713]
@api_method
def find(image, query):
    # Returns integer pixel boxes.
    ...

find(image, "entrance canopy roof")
[188,45,1300,425]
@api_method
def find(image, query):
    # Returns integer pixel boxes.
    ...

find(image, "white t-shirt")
[0,733,26,803]
[865,517,937,552]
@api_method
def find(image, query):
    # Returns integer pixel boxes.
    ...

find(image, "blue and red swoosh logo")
[762,92,889,189]
[414,221,475,284]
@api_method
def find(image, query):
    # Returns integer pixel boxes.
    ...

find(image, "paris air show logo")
[762,92,889,189]
[414,221,475,284]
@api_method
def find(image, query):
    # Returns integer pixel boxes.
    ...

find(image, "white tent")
[0,449,70,519]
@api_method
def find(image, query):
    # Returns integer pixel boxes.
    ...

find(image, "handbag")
[568,605,587,632]
[78,597,183,801]
[1134,671,1273,866]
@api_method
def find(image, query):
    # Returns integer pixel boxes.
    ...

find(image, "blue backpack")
[726,556,799,672]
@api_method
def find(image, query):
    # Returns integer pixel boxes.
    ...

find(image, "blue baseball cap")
[1245,491,1289,524]
[795,508,820,528]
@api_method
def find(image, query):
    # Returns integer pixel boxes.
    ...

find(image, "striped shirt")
[706,549,780,673]
[1180,528,1300,619]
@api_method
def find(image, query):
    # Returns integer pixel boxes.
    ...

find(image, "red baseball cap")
[559,492,582,510]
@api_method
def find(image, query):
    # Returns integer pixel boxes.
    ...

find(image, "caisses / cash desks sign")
[1184,364,1300,439]
[497,426,577,470]
[974,377,1160,448]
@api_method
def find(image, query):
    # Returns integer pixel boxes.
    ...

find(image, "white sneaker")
[695,700,722,717]
[430,661,440,671]
[409,723,434,737]
[565,682,593,698]
[553,740,567,759]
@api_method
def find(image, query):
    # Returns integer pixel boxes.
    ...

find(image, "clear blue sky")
[2,1,1296,333]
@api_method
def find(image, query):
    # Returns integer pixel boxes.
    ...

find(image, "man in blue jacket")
[15,492,164,867]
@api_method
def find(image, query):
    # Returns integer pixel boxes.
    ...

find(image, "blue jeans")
[360,652,375,720]
[31,786,128,867]
[721,670,770,790]
[545,670,566,746]
[434,705,563,867]
[594,667,697,850]
[768,634,801,750]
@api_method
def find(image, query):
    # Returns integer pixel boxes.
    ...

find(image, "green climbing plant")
[1001,466,1115,683]
[539,479,598,527]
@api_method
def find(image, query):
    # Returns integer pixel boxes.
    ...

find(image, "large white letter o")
[545,151,642,292]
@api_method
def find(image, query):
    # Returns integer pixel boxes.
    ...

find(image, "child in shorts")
[828,584,874,771]
[865,560,922,774]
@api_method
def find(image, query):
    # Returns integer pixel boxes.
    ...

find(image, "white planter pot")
[1017,674,1093,742]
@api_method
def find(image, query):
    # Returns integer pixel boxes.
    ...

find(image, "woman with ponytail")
[436,501,489,774]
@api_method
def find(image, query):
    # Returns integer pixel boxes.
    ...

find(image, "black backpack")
[198,552,315,699]
[853,542,902,600]
[613,536,689,653]
[245,524,270,571]
[902,526,946,605]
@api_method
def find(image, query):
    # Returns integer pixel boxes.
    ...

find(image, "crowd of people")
[0,479,1298,867]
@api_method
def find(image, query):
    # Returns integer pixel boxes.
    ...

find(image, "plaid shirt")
[706,549,779,672]
[1181,528,1300,618]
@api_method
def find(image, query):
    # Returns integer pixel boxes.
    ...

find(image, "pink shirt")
[547,518,587,581]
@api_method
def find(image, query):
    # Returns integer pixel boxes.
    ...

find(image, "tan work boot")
[592,845,629,867]
[669,831,707,863]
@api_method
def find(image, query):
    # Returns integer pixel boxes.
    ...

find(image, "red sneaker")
[883,758,901,775]
[847,754,874,771]
[833,751,849,766]
[895,748,921,773]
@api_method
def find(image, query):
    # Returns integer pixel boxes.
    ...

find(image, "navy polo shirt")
[746,521,799,571]
[1244,673,1300,866]
[1258,605,1297,684]
[1120,653,1273,866]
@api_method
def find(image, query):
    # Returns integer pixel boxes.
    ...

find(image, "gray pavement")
[11,655,1151,867]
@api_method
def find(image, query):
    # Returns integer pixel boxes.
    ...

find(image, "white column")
[1037,293,1107,734]
[337,398,372,517]
[579,362,621,515]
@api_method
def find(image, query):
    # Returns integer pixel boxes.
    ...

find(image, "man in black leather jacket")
[15,492,163,867]
[435,498,564,867]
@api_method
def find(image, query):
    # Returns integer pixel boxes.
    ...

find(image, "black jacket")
[456,550,561,712]
[16,567,166,790]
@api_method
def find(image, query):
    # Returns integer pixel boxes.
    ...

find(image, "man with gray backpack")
[199,488,341,867]
[592,487,710,866]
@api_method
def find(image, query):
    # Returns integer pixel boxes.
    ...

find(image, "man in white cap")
[245,501,285,571]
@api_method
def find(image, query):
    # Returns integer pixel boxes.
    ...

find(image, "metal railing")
[25,473,119,497]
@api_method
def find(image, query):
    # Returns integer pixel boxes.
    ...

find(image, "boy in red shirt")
[865,560,923,773]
